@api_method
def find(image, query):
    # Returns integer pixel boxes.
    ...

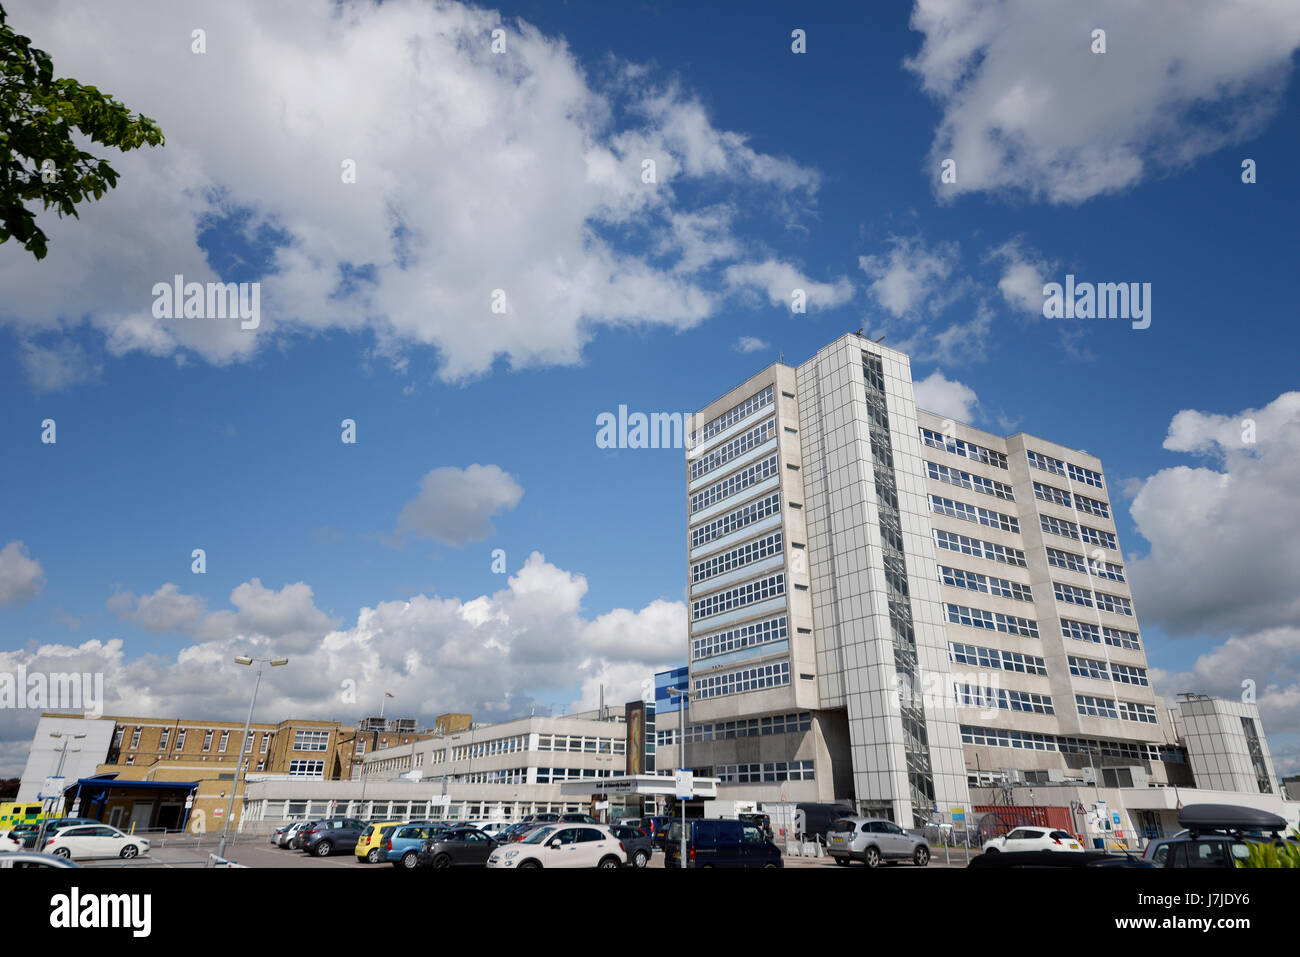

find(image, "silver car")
[826,816,930,867]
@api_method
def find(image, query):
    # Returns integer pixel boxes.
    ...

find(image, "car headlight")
[504,849,520,859]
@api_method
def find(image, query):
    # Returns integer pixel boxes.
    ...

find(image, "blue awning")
[64,776,199,794]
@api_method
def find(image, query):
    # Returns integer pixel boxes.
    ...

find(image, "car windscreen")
[521,827,557,845]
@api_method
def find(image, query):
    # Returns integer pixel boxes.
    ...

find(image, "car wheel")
[598,856,621,869]
[53,847,71,858]
[518,860,540,869]
[433,855,452,869]
[914,846,929,867]
[367,848,383,864]
[864,846,882,868]
[633,850,649,868]
[120,845,139,859]
[401,851,418,869]
[315,841,333,857]
[763,863,778,869]
[833,856,850,866]
[984,847,999,854]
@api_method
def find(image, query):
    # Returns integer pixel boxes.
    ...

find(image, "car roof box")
[1176,803,1286,833]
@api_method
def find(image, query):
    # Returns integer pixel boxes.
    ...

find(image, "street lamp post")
[37,732,85,851]
[217,655,288,859]
[666,686,690,868]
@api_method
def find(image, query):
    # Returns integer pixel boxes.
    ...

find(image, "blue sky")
[1,0,1298,776]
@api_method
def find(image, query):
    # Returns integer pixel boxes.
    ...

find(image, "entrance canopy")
[559,775,720,798]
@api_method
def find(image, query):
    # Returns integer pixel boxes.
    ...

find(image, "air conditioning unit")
[1081,767,1096,785]
[1046,768,1067,783]
[1002,767,1025,785]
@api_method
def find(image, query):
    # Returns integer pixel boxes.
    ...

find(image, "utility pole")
[217,655,287,859]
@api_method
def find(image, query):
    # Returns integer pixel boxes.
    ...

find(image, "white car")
[487,824,625,869]
[981,826,1082,854]
[0,831,23,853]
[44,824,151,861]
[476,821,512,838]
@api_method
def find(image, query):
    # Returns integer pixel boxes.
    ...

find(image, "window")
[691,492,780,549]
[1068,656,1109,680]
[1117,700,1157,724]
[945,603,1039,638]
[933,529,1026,567]
[218,731,229,752]
[1074,493,1110,519]
[158,728,170,750]
[691,532,783,584]
[692,615,789,660]
[691,572,785,621]
[1103,627,1142,650]
[1054,582,1094,607]
[174,729,186,750]
[244,732,255,753]
[954,684,1055,715]
[1047,547,1088,574]
[693,660,791,700]
[1033,481,1072,508]
[930,495,1019,533]
[1027,450,1067,476]
[918,428,1008,469]
[1080,525,1117,550]
[692,386,774,446]
[1095,591,1133,616]
[202,730,213,752]
[950,643,1047,676]
[261,733,270,753]
[293,729,331,752]
[690,454,779,514]
[939,566,1032,602]
[130,728,141,749]
[690,416,777,482]
[1090,559,1126,582]
[926,461,1015,500]
[1068,463,1104,488]
[288,760,325,777]
[1076,695,1119,719]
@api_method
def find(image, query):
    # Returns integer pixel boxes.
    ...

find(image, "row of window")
[1040,514,1118,550]
[288,760,324,777]
[939,565,1033,602]
[692,572,786,621]
[692,614,788,661]
[692,385,774,447]
[694,660,791,699]
[1027,450,1104,488]
[1053,582,1134,616]
[690,454,778,514]
[960,726,1179,763]
[934,529,1027,567]
[691,531,783,584]
[945,603,1040,638]
[716,760,814,783]
[452,735,528,760]
[1076,695,1158,723]
[919,428,1009,469]
[533,767,621,784]
[931,495,1020,533]
[658,712,813,745]
[927,461,1015,501]
[1033,481,1110,518]
[534,736,625,754]
[1068,656,1149,685]
[955,684,1055,715]
[690,416,776,482]
[1060,618,1142,650]
[1046,547,1126,582]
[116,726,277,755]
[690,491,780,549]
[950,642,1048,675]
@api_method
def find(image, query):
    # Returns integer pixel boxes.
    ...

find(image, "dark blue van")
[664,819,783,868]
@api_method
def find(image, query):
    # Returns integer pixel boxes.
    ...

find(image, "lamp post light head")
[234,656,253,666]
[270,657,289,667]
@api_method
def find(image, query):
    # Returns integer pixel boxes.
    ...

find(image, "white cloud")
[734,336,770,354]
[108,582,206,633]
[0,541,44,606]
[858,236,962,318]
[0,0,820,387]
[987,240,1056,316]
[2,552,687,774]
[18,337,103,392]
[724,260,854,311]
[906,0,1300,204]
[1128,392,1300,637]
[395,464,524,546]
[913,370,980,423]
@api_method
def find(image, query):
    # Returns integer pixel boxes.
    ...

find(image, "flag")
[384,692,394,698]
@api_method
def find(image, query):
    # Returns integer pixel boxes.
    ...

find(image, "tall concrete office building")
[668,332,1183,827]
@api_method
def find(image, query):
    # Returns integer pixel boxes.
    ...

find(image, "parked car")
[502,822,552,844]
[521,813,561,826]
[487,824,625,869]
[270,822,294,846]
[385,823,448,869]
[794,802,856,842]
[0,831,23,852]
[981,826,1082,855]
[0,851,81,869]
[558,813,601,825]
[288,821,320,849]
[278,821,313,848]
[476,821,512,839]
[45,824,151,861]
[37,817,101,842]
[355,821,406,863]
[1143,804,1289,869]
[5,823,40,849]
[826,817,931,867]
[611,825,653,868]
[417,826,499,868]
[299,818,367,857]
[664,819,783,869]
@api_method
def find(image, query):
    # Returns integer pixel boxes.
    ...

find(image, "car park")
[981,826,1082,855]
[664,819,783,869]
[1143,804,1289,869]
[487,824,625,869]
[611,825,653,868]
[44,824,151,861]
[968,850,1153,869]
[355,821,405,863]
[417,826,499,868]
[279,821,313,848]
[299,818,367,857]
[827,817,931,867]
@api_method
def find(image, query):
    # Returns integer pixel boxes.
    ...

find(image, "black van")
[664,818,783,868]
